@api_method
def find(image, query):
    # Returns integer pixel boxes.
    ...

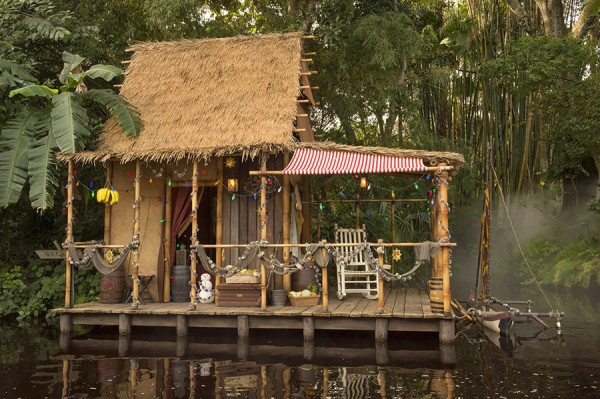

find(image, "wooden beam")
[189,160,199,310]
[302,52,317,56]
[297,113,309,117]
[113,84,122,88]
[131,159,141,309]
[300,86,319,90]
[104,161,112,244]
[302,35,315,39]
[163,166,172,302]
[293,128,306,133]
[65,160,74,308]
[121,60,132,64]
[301,58,313,62]
[260,154,268,309]
[299,71,318,76]
[282,152,291,292]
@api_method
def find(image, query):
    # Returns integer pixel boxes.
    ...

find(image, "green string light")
[91,191,95,198]
[232,194,236,201]
[168,180,172,187]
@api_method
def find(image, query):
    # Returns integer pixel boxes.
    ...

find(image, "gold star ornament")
[392,248,402,261]
[225,157,236,169]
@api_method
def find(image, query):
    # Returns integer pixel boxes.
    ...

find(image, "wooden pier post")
[61,360,70,398]
[438,165,451,314]
[303,317,314,342]
[164,165,172,302]
[119,314,131,335]
[176,335,188,358]
[64,160,74,308]
[118,334,130,357]
[237,315,249,339]
[375,318,388,343]
[131,159,142,309]
[439,319,455,343]
[59,313,72,350]
[189,160,199,310]
[260,153,268,309]
[177,315,188,337]
[377,239,385,311]
[282,152,291,292]
[321,240,329,311]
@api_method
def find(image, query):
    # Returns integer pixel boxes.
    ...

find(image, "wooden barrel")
[171,265,190,302]
[292,267,317,292]
[428,277,444,313]
[99,266,126,304]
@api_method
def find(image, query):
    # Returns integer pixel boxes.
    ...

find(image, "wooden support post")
[378,370,387,398]
[375,341,389,366]
[177,315,188,337]
[164,166,173,302]
[104,161,112,244]
[130,359,138,394]
[261,365,268,399]
[439,319,455,343]
[237,315,249,339]
[60,313,72,335]
[377,239,385,311]
[282,153,291,292]
[439,343,457,365]
[260,154,268,309]
[61,360,70,398]
[131,160,142,309]
[119,314,131,335]
[216,158,224,288]
[118,335,130,357]
[283,367,291,398]
[375,318,388,343]
[321,240,329,311]
[438,165,451,314]
[323,368,329,398]
[303,317,314,342]
[390,200,395,270]
[176,335,188,358]
[189,160,199,310]
[64,160,74,308]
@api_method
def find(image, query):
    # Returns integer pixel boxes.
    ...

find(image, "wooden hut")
[57,32,465,348]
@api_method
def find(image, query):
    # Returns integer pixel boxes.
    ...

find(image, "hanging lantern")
[227,178,239,192]
[360,177,368,189]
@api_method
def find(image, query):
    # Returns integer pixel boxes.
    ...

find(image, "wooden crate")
[217,283,261,307]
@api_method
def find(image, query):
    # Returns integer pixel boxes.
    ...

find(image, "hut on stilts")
[55,32,465,353]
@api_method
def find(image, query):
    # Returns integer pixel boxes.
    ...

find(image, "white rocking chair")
[335,224,379,300]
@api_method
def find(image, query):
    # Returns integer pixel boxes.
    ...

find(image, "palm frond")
[28,128,59,211]
[83,89,142,136]
[9,84,58,98]
[0,113,39,207]
[51,92,89,153]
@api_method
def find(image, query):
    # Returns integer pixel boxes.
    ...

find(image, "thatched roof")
[80,32,305,162]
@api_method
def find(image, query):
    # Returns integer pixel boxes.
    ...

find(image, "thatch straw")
[95,32,303,158]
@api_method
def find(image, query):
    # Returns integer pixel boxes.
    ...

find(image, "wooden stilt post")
[65,160,74,308]
[260,153,268,309]
[104,161,112,244]
[164,165,172,302]
[377,238,385,311]
[216,158,224,289]
[189,160,199,310]
[282,152,291,292]
[61,360,70,398]
[321,240,329,311]
[131,160,142,309]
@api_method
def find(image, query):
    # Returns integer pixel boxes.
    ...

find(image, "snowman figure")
[197,273,214,303]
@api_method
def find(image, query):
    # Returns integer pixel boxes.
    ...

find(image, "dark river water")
[1,286,599,399]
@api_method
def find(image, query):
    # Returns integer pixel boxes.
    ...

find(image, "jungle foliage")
[0,0,599,320]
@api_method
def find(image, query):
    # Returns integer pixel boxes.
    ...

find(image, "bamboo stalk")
[302,52,316,56]
[260,153,268,309]
[65,160,74,308]
[163,165,172,302]
[300,58,313,62]
[391,200,395,270]
[302,35,315,39]
[104,161,112,244]
[300,86,319,90]
[121,60,131,64]
[297,113,309,117]
[131,159,141,309]
[438,165,451,314]
[293,128,306,132]
[377,239,385,311]
[189,160,199,310]
[299,71,318,76]
[282,152,291,291]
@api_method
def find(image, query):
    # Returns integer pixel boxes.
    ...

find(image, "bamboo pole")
[260,153,268,309]
[164,166,172,302]
[438,165,451,314]
[131,160,141,309]
[190,160,199,310]
[216,157,224,290]
[65,160,74,308]
[282,153,291,291]
[321,240,329,311]
[103,161,112,244]
[390,200,395,271]
[377,238,385,311]
[195,242,457,249]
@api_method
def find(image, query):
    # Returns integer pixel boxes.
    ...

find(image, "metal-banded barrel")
[99,266,125,304]
[429,277,444,313]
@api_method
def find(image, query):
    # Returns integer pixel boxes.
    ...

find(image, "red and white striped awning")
[283,148,427,175]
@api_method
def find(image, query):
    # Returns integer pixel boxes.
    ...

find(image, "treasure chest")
[217,283,261,307]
